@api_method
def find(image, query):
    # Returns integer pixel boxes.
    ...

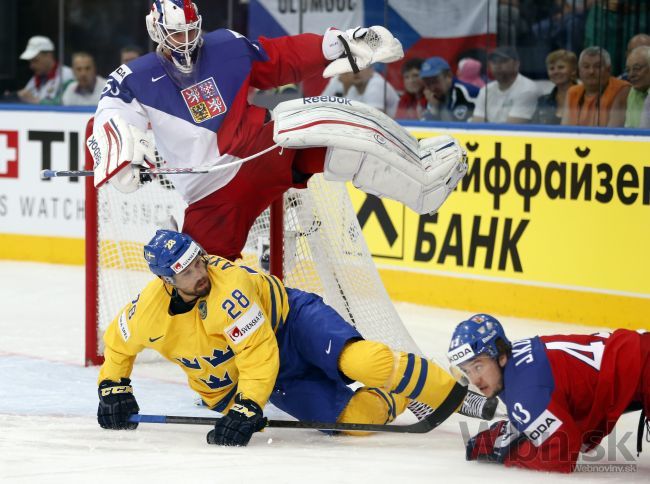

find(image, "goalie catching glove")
[207,394,267,446]
[322,26,404,78]
[86,115,156,194]
[97,378,140,430]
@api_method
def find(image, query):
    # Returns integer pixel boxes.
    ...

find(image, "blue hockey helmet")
[146,0,202,73]
[144,229,204,283]
[447,314,511,367]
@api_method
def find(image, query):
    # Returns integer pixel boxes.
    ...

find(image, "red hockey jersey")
[500,329,648,472]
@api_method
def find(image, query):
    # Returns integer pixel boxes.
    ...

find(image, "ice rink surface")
[1,261,648,483]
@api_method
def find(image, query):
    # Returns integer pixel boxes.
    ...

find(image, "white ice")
[0,261,648,483]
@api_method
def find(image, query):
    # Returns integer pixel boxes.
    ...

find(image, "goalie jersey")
[93,29,327,205]
[99,256,289,411]
[499,330,647,473]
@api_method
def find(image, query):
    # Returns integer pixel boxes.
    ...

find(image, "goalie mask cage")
[84,117,422,366]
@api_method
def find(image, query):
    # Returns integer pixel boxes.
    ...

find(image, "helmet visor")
[159,17,202,55]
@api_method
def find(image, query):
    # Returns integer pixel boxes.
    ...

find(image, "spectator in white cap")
[17,35,74,105]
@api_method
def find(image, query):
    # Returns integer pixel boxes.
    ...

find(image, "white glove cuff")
[322,28,345,60]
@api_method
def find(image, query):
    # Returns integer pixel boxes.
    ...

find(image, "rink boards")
[0,105,648,329]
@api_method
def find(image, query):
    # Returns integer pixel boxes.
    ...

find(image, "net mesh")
[241,175,420,353]
[92,173,420,360]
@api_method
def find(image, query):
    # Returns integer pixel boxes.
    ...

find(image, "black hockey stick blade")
[128,383,467,434]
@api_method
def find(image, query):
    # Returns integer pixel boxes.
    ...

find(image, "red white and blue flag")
[248,0,497,92]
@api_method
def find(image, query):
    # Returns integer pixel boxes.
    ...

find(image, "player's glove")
[207,394,267,446]
[466,420,523,463]
[97,378,140,430]
[322,25,403,78]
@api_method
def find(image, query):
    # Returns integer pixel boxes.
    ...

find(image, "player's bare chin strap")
[338,340,466,425]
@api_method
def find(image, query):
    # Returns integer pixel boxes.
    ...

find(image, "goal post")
[85,117,101,366]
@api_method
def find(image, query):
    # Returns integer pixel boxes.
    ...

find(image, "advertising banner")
[0,107,92,262]
[349,126,650,327]
[0,109,91,237]
[2,107,648,327]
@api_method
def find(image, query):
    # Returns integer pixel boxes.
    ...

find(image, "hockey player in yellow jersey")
[97,229,470,446]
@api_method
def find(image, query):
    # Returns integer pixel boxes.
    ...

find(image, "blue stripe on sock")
[387,392,397,420]
[408,357,429,400]
[395,353,415,394]
[367,387,395,424]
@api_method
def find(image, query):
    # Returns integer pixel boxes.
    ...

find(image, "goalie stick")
[129,382,467,434]
[40,143,281,179]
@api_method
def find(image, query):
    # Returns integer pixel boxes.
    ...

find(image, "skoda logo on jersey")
[447,343,475,364]
[181,77,228,123]
[524,409,562,446]
[198,300,207,320]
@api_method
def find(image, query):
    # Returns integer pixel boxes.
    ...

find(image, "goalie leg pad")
[322,148,364,182]
[325,145,466,214]
[274,99,467,214]
[325,147,425,207]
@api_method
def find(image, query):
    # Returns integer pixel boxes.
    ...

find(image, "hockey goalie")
[87,0,467,262]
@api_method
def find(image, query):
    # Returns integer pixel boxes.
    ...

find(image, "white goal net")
[85,119,421,365]
[87,173,421,364]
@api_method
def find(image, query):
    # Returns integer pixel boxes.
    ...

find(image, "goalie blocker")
[272,97,467,214]
[86,115,156,193]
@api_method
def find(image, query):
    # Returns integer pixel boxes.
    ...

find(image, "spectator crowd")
[3,36,141,108]
[6,22,650,130]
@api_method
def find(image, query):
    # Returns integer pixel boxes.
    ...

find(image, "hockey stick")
[40,143,281,179]
[129,383,467,434]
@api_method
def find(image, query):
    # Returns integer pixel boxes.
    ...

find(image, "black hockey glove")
[207,394,267,446]
[97,378,140,430]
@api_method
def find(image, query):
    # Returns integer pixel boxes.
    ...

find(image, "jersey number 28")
[221,289,250,319]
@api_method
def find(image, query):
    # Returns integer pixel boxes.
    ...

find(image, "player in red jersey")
[447,313,650,473]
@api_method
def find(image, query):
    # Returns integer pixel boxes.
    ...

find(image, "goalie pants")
[183,121,326,261]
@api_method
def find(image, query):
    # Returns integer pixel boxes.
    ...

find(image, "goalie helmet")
[447,314,511,367]
[144,229,205,283]
[146,0,202,73]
